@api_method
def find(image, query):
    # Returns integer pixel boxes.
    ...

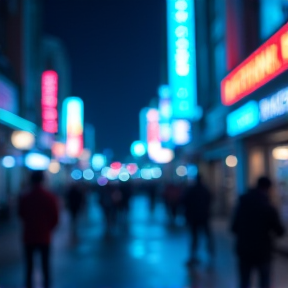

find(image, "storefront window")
[271,145,288,250]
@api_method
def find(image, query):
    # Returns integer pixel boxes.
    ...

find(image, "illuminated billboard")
[167,0,197,119]
[221,22,288,106]
[62,97,84,158]
[41,71,58,133]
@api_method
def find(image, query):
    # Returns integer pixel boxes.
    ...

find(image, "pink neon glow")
[146,109,159,122]
[66,136,83,158]
[146,108,174,164]
[110,162,122,170]
[126,163,138,175]
[41,71,58,133]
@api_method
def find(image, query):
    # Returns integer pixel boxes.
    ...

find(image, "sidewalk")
[0,194,288,288]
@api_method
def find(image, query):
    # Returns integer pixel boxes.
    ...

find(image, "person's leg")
[40,245,51,288]
[191,223,199,260]
[24,245,34,288]
[238,258,252,288]
[258,261,271,288]
[203,221,214,258]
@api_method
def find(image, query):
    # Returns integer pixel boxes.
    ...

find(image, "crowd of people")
[17,170,286,288]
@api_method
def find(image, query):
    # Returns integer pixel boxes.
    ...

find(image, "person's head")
[256,176,272,192]
[30,170,45,186]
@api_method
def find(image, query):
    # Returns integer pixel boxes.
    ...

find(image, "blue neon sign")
[227,101,259,137]
[259,87,288,122]
[167,0,197,120]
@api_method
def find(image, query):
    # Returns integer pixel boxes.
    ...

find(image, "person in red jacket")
[18,170,59,288]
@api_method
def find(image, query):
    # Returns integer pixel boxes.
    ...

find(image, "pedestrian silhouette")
[231,176,285,288]
[18,170,59,288]
[163,182,182,224]
[66,182,84,237]
[184,174,214,265]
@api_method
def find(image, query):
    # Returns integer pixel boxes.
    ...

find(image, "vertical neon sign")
[41,71,58,133]
[63,97,84,158]
[167,0,197,120]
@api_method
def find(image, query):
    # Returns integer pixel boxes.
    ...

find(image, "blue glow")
[259,87,288,122]
[187,164,198,179]
[151,167,162,179]
[158,85,170,99]
[25,153,50,170]
[140,168,152,180]
[260,0,287,40]
[83,169,94,180]
[91,154,106,171]
[131,141,147,157]
[227,101,259,137]
[2,156,16,168]
[71,169,82,180]
[119,172,130,182]
[159,99,173,121]
[62,97,84,139]
[0,108,37,135]
[167,0,197,119]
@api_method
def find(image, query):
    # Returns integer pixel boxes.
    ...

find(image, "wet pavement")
[1,193,288,288]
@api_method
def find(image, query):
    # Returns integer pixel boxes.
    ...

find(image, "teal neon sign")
[167,0,197,120]
[227,101,259,137]
[0,108,37,134]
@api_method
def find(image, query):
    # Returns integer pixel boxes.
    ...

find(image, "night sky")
[43,0,165,161]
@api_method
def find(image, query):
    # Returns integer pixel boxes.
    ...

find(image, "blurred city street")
[1,194,288,288]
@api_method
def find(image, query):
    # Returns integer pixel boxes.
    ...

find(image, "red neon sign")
[41,71,58,133]
[221,22,288,106]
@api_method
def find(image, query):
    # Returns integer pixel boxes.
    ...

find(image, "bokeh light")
[119,172,130,182]
[141,168,152,180]
[83,168,94,180]
[151,167,162,179]
[11,131,35,150]
[71,169,82,180]
[2,156,16,168]
[92,154,106,170]
[25,153,50,170]
[97,176,108,186]
[130,141,147,157]
[176,165,187,177]
[48,160,60,174]
[272,146,288,160]
[226,155,238,167]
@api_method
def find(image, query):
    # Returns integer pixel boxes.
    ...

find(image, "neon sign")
[146,108,174,163]
[62,97,84,158]
[167,0,197,119]
[171,119,191,145]
[221,22,288,106]
[259,87,288,122]
[41,71,58,133]
[227,101,259,137]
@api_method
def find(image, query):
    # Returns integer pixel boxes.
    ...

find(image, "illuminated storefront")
[222,22,288,252]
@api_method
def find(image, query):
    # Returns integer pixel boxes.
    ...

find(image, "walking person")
[66,182,84,238]
[18,170,59,288]
[184,174,214,265]
[231,176,285,288]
